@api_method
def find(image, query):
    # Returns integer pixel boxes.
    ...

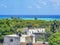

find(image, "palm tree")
[34,16,38,20]
[50,20,59,33]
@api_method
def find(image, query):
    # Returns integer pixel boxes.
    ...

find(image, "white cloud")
[27,0,60,10]
[1,4,7,8]
[34,4,41,9]
[1,0,7,3]
[50,0,60,6]
[28,6,32,9]
[52,4,59,10]
[27,4,41,9]
[50,0,60,3]
[41,1,47,6]
[33,0,48,8]
[49,0,60,9]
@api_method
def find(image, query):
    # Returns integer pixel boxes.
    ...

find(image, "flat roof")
[5,34,19,37]
[5,34,35,37]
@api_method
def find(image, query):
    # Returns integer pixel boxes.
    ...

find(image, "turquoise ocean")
[0,15,60,21]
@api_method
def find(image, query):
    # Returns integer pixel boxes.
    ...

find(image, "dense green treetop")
[48,32,60,45]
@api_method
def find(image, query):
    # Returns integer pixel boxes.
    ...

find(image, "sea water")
[0,15,60,21]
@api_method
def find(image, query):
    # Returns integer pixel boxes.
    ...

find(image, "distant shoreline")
[0,15,60,21]
[0,15,60,18]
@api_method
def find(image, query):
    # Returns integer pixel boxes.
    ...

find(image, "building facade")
[24,28,46,42]
[4,34,35,45]
[4,28,48,45]
[4,34,20,45]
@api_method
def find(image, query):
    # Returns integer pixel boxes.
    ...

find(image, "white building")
[23,28,46,42]
[20,34,35,43]
[3,28,48,45]
[4,34,35,45]
[4,34,20,45]
[24,28,45,35]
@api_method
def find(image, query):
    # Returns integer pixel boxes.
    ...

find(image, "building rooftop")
[21,34,35,37]
[5,34,35,37]
[5,34,20,37]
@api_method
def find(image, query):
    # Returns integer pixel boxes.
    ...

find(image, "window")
[10,39,13,42]
[26,43,32,45]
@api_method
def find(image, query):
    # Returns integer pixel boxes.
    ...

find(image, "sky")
[0,0,60,15]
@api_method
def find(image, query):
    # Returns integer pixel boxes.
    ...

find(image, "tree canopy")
[0,17,60,43]
[48,32,60,45]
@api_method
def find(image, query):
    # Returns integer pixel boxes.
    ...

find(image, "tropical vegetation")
[48,32,60,45]
[0,17,60,45]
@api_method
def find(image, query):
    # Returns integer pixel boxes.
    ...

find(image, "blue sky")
[0,0,60,15]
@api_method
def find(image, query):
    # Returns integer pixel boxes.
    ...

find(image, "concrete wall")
[20,36,25,42]
[4,36,20,45]
[20,36,35,43]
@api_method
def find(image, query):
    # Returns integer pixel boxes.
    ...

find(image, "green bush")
[48,32,60,45]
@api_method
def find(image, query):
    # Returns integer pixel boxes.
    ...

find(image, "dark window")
[10,39,13,42]
[26,43,32,45]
